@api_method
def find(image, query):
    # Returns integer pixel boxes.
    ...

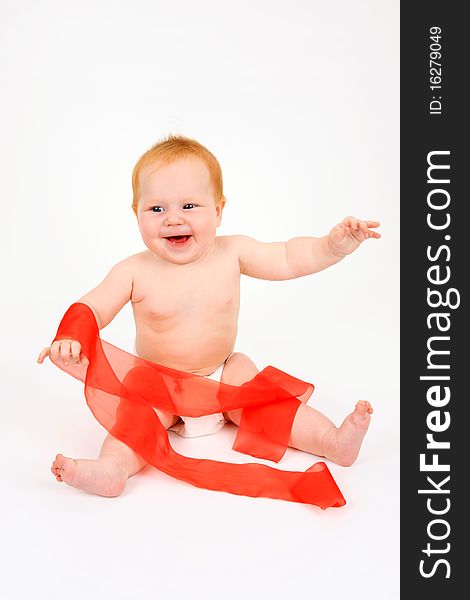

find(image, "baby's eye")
[151,206,164,213]
[183,203,195,210]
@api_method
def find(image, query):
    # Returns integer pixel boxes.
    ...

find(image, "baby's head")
[132,135,226,265]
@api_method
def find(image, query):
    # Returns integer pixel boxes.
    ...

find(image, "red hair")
[132,134,224,215]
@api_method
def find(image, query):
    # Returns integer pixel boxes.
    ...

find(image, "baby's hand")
[37,339,89,366]
[327,216,381,257]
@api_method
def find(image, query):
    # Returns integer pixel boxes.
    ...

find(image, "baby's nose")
[163,212,185,225]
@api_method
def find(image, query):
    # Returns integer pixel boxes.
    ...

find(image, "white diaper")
[134,343,228,438]
[168,361,227,438]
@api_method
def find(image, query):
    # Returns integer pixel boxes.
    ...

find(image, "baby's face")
[137,157,224,265]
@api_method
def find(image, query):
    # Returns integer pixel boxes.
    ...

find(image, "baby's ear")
[216,197,226,226]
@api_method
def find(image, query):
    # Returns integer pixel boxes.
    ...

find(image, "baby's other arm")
[233,216,380,280]
[76,257,134,329]
[37,257,134,366]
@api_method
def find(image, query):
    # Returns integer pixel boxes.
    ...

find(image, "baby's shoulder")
[109,251,151,277]
[216,234,252,254]
[215,235,251,265]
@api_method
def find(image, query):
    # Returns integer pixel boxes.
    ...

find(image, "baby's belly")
[134,323,237,376]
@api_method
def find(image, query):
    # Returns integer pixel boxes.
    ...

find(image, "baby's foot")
[322,401,373,467]
[51,453,127,497]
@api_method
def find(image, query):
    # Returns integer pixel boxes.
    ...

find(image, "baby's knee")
[222,352,258,389]
[226,352,258,372]
[122,365,154,389]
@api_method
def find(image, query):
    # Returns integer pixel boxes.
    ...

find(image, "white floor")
[2,317,399,600]
[2,2,399,597]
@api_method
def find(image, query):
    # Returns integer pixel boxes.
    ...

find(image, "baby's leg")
[285,400,373,467]
[222,353,373,467]
[51,408,179,497]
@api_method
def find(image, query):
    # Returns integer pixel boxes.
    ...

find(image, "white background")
[1,1,399,599]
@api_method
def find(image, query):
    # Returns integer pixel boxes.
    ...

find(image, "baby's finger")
[358,221,369,234]
[365,220,380,228]
[341,216,354,228]
[363,230,381,239]
[37,347,50,363]
[50,341,61,360]
[60,341,72,365]
[345,216,361,230]
[70,341,81,363]
[80,353,89,366]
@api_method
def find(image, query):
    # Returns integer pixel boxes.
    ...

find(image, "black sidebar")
[401,2,467,597]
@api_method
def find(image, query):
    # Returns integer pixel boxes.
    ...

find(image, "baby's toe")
[51,464,63,481]
[51,454,75,483]
[355,401,366,415]
[355,401,373,417]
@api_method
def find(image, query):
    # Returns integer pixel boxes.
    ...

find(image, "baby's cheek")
[139,222,158,239]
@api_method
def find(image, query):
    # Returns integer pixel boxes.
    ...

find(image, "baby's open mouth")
[164,235,192,246]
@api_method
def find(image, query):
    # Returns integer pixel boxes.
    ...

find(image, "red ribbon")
[52,303,346,509]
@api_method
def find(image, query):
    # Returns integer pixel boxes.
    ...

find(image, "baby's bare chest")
[131,258,241,322]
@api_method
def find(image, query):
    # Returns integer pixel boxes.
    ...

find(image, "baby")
[37,135,379,498]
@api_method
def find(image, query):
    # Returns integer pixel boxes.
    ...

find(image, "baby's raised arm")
[37,258,134,366]
[233,216,380,280]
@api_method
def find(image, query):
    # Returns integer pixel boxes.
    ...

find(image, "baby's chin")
[146,237,215,265]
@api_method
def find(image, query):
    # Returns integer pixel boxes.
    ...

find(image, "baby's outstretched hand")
[37,339,89,367]
[327,216,381,257]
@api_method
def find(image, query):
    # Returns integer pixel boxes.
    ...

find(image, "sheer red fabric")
[51,303,346,509]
